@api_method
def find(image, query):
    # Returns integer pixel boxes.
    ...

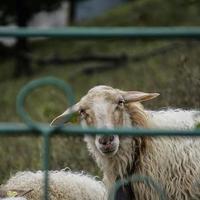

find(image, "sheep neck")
[114,139,142,200]
[113,103,150,199]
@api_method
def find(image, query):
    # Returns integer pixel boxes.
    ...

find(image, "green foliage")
[0,137,42,182]
[84,0,200,26]
[167,54,200,108]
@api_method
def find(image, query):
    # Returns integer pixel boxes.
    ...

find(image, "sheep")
[51,85,200,199]
[0,170,107,200]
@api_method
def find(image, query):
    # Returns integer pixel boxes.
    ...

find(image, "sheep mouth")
[101,148,116,153]
[99,145,118,154]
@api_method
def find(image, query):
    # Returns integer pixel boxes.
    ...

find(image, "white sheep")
[51,85,200,199]
[0,170,107,200]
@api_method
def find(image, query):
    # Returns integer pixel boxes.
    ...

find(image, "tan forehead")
[80,88,120,107]
[90,91,118,99]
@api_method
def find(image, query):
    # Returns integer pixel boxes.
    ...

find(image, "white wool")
[1,171,107,200]
[147,109,200,129]
[89,108,200,199]
[92,99,114,128]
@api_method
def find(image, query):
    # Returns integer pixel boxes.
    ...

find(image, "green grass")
[0,0,200,183]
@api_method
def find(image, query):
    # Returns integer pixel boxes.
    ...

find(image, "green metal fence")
[1,27,200,39]
[0,27,200,200]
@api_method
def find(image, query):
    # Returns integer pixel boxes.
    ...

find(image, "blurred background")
[0,0,200,183]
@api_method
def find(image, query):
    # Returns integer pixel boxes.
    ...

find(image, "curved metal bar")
[43,130,51,200]
[16,77,75,200]
[109,174,167,200]
[16,77,75,130]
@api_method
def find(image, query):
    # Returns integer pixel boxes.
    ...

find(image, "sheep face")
[51,85,159,157]
[79,88,124,156]
[79,86,126,129]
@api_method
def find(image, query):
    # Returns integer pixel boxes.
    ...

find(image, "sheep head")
[51,85,159,156]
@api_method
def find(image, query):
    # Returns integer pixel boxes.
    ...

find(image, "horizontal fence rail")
[1,27,200,39]
[0,122,200,136]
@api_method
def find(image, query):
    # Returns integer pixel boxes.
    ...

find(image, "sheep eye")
[116,99,125,110]
[118,99,124,106]
[79,109,89,119]
[79,109,85,116]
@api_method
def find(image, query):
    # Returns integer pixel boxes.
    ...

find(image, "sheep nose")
[99,136,114,145]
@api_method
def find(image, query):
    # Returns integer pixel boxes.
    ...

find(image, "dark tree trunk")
[14,0,32,77]
[68,0,76,25]
[14,38,32,77]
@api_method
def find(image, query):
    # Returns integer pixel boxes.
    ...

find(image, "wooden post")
[68,0,76,25]
[14,0,32,77]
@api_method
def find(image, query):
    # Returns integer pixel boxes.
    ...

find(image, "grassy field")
[0,0,200,183]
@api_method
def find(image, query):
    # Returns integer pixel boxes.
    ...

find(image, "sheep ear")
[121,91,159,103]
[50,103,80,126]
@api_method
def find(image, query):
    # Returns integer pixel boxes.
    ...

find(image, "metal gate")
[0,26,200,200]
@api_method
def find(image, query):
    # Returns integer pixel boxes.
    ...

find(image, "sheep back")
[1,171,107,200]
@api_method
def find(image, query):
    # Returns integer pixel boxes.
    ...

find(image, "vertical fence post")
[43,131,51,200]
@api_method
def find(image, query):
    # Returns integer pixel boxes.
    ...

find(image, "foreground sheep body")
[51,85,200,199]
[1,171,107,200]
